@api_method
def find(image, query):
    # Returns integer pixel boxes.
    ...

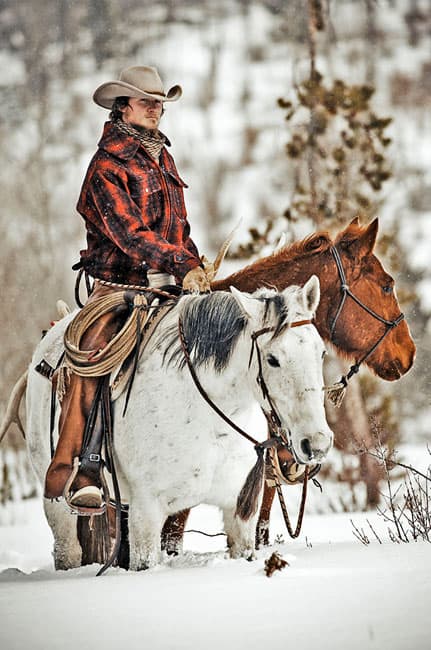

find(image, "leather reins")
[328,245,405,390]
[178,315,314,538]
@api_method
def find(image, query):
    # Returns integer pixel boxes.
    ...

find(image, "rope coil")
[63,291,150,378]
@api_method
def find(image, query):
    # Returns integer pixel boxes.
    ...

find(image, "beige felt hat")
[93,65,182,109]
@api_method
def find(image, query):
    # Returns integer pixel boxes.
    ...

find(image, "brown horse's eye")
[382,285,393,294]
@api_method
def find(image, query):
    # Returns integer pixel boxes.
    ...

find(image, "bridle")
[328,245,405,392]
[178,316,312,455]
[248,321,312,443]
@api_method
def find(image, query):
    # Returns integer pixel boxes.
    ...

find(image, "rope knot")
[254,443,265,458]
[347,363,360,377]
[323,376,348,407]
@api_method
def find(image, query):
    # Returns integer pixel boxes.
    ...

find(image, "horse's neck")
[148,309,255,411]
[212,255,284,293]
[212,249,336,341]
[198,335,254,410]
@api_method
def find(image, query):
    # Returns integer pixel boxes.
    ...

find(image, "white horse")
[26,276,333,571]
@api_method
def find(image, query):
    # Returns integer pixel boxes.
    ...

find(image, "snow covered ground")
[1,4,430,648]
[1,493,430,650]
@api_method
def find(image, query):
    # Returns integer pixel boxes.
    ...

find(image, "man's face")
[121,97,163,130]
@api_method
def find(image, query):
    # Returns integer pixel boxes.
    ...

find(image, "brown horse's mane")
[215,220,375,289]
[226,232,332,280]
[266,219,372,266]
[272,230,332,264]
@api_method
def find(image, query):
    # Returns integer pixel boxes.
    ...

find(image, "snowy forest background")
[0,0,430,506]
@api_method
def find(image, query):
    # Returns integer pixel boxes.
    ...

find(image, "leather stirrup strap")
[97,378,122,577]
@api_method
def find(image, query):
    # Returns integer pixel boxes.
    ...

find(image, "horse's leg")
[223,507,257,561]
[161,509,190,555]
[128,496,165,571]
[255,483,276,549]
[43,499,82,570]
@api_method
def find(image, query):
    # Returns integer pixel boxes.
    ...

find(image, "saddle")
[36,286,178,515]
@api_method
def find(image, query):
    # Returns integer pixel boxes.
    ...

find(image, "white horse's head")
[231,276,333,465]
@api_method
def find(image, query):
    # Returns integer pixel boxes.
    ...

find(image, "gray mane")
[163,289,292,373]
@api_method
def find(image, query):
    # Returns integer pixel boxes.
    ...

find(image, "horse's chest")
[115,414,252,505]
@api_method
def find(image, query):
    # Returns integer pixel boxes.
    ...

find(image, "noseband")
[326,246,404,403]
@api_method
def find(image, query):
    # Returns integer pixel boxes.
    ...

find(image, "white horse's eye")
[321,349,327,359]
[267,354,280,368]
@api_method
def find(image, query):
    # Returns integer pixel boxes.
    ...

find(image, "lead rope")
[250,325,310,538]
[267,449,309,538]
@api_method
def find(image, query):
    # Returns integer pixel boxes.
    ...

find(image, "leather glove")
[182,266,211,293]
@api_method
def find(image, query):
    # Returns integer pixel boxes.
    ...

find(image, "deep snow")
[1,494,430,650]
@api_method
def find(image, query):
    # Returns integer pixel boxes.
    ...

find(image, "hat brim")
[93,80,182,109]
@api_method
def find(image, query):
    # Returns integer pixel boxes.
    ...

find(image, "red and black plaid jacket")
[77,121,201,284]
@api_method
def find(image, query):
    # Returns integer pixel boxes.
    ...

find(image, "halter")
[327,245,405,399]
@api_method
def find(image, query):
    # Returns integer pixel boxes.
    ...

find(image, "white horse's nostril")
[300,438,313,460]
[299,431,333,463]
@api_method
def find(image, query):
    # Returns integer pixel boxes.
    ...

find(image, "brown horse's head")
[328,218,416,381]
[213,217,416,382]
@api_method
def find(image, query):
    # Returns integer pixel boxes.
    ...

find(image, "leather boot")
[44,282,129,504]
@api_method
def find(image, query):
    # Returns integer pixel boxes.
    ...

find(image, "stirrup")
[69,485,103,508]
[63,457,107,516]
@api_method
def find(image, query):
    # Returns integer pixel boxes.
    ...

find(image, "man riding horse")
[44,65,211,510]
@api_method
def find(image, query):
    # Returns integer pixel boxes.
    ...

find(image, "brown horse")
[160,218,415,554]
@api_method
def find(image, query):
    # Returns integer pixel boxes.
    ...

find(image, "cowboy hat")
[93,65,182,109]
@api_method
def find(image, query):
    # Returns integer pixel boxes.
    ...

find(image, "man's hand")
[183,266,211,293]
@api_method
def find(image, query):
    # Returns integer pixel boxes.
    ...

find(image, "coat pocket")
[164,169,189,188]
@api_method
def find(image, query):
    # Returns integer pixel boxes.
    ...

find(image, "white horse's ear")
[230,286,261,321]
[302,275,320,314]
[274,232,287,252]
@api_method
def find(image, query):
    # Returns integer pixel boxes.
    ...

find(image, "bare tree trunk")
[365,0,377,84]
[306,0,322,225]
[343,379,382,507]
[326,360,382,507]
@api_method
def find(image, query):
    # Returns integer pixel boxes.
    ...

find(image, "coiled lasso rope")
[63,291,149,379]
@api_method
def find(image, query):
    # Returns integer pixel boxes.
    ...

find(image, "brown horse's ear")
[358,218,379,256]
[339,218,379,259]
[349,216,360,226]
